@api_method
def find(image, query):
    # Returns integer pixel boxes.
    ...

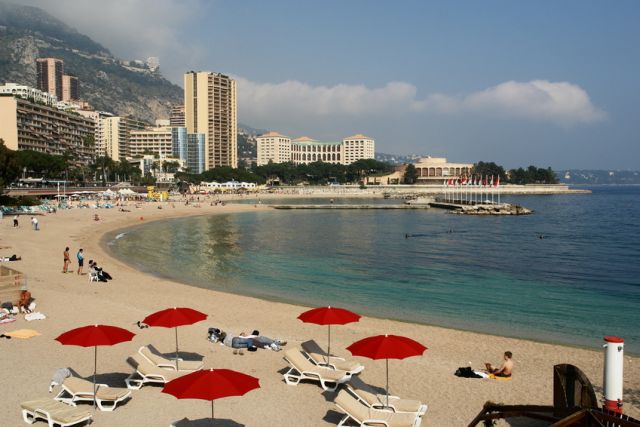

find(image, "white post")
[603,336,624,413]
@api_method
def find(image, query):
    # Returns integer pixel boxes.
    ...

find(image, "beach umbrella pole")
[93,346,97,409]
[327,324,331,367]
[211,400,214,423]
[175,327,179,371]
[386,358,389,408]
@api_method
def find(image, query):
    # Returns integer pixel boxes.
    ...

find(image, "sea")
[106,186,640,353]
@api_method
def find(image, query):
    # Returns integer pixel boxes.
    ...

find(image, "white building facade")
[256,131,292,166]
[343,134,375,164]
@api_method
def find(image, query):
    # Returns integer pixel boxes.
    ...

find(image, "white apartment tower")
[256,131,292,166]
[184,71,237,169]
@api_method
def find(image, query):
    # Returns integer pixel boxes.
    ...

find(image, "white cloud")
[237,78,606,127]
[417,80,607,125]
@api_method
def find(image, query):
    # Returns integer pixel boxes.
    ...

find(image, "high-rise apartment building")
[101,116,147,160]
[256,132,292,166]
[62,74,79,101]
[76,109,113,156]
[169,104,185,127]
[172,127,205,174]
[184,71,237,169]
[0,96,95,164]
[128,127,174,158]
[36,58,64,100]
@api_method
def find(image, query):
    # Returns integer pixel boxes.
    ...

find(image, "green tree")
[0,140,20,193]
[403,164,418,184]
[162,160,180,173]
[472,161,507,181]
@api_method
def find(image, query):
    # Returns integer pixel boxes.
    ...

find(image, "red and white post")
[603,336,624,413]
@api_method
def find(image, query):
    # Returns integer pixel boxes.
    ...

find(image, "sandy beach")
[1,200,638,426]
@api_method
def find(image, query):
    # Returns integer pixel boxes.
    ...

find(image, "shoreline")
[100,213,635,357]
[1,200,638,425]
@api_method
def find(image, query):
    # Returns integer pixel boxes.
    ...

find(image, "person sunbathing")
[0,254,21,261]
[485,351,514,377]
[208,328,286,353]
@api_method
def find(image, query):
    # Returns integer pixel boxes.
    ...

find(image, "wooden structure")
[468,364,640,426]
[0,265,25,305]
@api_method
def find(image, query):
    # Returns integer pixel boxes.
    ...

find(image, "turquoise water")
[106,187,640,353]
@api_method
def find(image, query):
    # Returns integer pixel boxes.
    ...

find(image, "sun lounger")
[301,340,365,374]
[346,381,428,415]
[125,354,183,390]
[138,345,204,371]
[21,398,92,427]
[334,390,422,427]
[283,348,353,392]
[54,376,131,411]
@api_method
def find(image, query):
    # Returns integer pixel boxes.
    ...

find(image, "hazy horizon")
[18,0,640,170]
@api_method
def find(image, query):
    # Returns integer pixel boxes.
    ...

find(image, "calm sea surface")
[106,186,640,353]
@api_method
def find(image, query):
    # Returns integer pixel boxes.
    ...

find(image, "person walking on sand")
[13,215,18,228]
[76,249,84,275]
[63,247,70,273]
[31,216,39,231]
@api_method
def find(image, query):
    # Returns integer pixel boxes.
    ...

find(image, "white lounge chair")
[125,354,183,390]
[283,348,352,392]
[21,398,92,427]
[346,381,427,416]
[54,376,131,412]
[301,340,365,375]
[138,345,204,371]
[334,390,423,427]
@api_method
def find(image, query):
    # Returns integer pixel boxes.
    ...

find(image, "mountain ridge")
[0,1,182,122]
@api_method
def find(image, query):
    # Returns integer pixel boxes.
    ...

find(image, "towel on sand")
[4,329,41,339]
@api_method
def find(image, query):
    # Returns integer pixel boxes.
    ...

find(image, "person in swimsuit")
[63,247,70,273]
[485,351,514,377]
[76,249,84,275]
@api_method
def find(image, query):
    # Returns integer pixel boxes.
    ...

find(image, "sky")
[20,0,640,169]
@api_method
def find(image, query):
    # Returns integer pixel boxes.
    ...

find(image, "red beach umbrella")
[162,368,260,422]
[55,324,135,408]
[347,334,427,407]
[298,306,361,366]
[143,307,207,370]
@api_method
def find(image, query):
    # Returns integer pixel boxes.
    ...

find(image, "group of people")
[11,215,40,230]
[62,247,112,282]
[207,328,287,355]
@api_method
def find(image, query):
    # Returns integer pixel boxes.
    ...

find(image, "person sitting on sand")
[485,351,514,377]
[19,289,33,313]
[0,254,21,262]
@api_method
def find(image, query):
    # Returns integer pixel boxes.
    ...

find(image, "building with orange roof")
[257,131,292,166]
[257,132,375,166]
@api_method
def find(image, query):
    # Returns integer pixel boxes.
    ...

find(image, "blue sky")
[24,0,640,169]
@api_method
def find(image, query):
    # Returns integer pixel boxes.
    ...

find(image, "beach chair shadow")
[93,371,131,386]
[171,417,244,427]
[349,375,387,395]
[149,344,204,362]
[322,410,345,424]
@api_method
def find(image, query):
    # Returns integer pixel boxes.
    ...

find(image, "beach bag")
[455,366,482,378]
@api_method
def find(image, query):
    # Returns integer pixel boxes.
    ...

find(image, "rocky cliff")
[0,1,182,122]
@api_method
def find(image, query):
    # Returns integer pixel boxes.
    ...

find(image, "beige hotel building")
[257,132,375,166]
[184,71,237,169]
[256,131,292,166]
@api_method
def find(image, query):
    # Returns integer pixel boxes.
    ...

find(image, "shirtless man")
[485,351,514,377]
